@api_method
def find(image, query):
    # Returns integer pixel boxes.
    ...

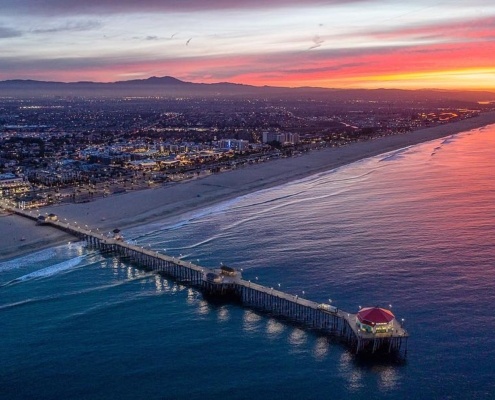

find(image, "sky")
[1,0,495,90]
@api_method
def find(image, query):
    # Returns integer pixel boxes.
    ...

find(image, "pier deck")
[6,207,408,357]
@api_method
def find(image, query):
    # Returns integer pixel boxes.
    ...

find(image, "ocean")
[1,124,495,399]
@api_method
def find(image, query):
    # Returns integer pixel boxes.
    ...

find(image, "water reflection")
[186,288,198,304]
[377,365,398,391]
[338,350,402,393]
[217,306,230,322]
[242,310,262,332]
[339,351,364,391]
[265,318,284,338]
[288,328,307,346]
[154,275,166,292]
[196,300,211,315]
[312,337,329,360]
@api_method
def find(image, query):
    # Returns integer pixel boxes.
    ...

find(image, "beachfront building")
[356,306,395,334]
[262,131,300,145]
[0,173,31,199]
[217,139,249,152]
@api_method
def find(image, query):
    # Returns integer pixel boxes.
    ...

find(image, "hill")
[1,76,495,105]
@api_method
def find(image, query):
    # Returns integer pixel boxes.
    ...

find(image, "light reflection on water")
[217,306,230,322]
[242,309,262,332]
[266,318,285,338]
[312,337,330,360]
[196,299,211,316]
[339,352,364,392]
[377,366,398,391]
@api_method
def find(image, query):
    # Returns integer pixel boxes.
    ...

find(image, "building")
[356,307,395,333]
[218,139,249,152]
[262,131,299,145]
[0,173,31,199]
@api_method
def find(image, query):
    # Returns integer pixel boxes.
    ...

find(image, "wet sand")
[2,111,495,261]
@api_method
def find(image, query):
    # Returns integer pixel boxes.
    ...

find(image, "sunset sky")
[1,0,495,89]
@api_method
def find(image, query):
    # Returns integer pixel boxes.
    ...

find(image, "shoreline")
[2,111,495,262]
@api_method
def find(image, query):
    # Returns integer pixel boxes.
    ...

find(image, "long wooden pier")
[7,207,408,358]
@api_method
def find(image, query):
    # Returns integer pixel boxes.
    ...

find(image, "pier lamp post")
[389,304,393,309]
[401,318,405,327]
[278,283,281,289]
[255,277,258,281]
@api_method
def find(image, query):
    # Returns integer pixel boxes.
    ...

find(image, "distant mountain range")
[1,76,495,103]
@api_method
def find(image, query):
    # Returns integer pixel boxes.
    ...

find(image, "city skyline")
[1,0,495,90]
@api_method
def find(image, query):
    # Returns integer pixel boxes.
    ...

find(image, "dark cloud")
[3,0,370,15]
[0,55,134,74]
[0,26,22,38]
[308,35,324,50]
[31,20,102,34]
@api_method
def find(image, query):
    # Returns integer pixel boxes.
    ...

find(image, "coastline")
[2,111,495,262]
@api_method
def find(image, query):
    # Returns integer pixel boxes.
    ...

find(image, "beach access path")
[2,111,495,261]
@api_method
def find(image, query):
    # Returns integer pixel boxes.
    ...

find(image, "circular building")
[356,307,395,333]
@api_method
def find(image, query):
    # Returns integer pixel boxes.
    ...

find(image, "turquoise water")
[1,125,495,399]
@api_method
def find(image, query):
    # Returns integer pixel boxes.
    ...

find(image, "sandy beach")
[2,111,495,261]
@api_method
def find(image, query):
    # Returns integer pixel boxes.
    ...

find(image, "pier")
[7,207,409,358]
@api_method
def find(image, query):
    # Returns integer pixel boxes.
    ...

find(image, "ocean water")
[1,125,495,399]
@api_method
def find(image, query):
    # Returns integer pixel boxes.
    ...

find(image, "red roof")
[357,307,395,326]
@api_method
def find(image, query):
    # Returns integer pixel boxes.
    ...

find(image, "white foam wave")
[4,256,86,286]
[379,146,414,162]
[128,197,244,241]
[165,233,227,251]
[0,273,154,310]
[0,242,87,272]
[0,247,57,272]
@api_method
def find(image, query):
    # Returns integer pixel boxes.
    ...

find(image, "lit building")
[356,307,395,333]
